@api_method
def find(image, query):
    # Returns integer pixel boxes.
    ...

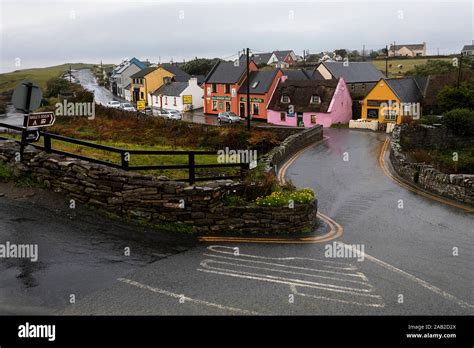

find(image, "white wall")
[149,78,203,112]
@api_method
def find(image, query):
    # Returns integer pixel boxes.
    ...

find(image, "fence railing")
[0,123,247,184]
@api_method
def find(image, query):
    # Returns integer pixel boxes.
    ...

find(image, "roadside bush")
[444,108,474,136]
[248,131,279,153]
[45,77,71,98]
[437,85,474,113]
[420,115,442,125]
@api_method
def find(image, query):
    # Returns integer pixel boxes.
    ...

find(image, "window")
[281,95,290,103]
[173,97,177,106]
[310,95,321,104]
[280,112,286,121]
[252,103,259,115]
[212,84,217,93]
[225,84,230,93]
[212,101,218,111]
[367,108,379,119]
[384,109,397,121]
[225,102,231,111]
[164,97,168,105]
[140,92,144,99]
[310,115,317,124]
[252,81,259,89]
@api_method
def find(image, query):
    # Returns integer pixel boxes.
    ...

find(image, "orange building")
[203,58,282,120]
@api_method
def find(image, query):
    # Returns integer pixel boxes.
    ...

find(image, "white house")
[149,77,203,112]
[462,44,474,56]
[388,43,426,57]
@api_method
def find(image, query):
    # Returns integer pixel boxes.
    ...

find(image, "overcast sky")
[0,0,472,73]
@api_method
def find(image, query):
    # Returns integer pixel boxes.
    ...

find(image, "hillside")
[0,63,100,93]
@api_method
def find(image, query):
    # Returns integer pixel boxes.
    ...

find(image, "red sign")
[27,112,56,128]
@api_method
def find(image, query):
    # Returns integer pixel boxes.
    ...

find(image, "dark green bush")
[444,108,474,136]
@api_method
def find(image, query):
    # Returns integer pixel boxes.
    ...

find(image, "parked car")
[106,100,121,108]
[218,111,241,124]
[141,106,153,115]
[157,109,182,120]
[120,103,136,112]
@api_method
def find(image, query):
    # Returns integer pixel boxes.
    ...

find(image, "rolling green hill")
[0,63,98,93]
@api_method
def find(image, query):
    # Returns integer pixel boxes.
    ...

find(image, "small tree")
[437,84,474,112]
[45,77,71,97]
[444,108,474,136]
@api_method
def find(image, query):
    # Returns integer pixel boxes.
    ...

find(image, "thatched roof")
[268,79,338,113]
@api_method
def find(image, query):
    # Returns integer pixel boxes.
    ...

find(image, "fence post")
[43,133,51,153]
[188,152,195,185]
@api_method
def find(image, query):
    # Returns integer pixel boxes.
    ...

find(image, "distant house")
[281,68,314,80]
[250,53,273,66]
[129,64,190,106]
[461,44,474,56]
[268,50,297,68]
[388,43,426,57]
[316,61,386,118]
[267,77,352,128]
[149,77,203,112]
[110,58,147,98]
[361,78,424,124]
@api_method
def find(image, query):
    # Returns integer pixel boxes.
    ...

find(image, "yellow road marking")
[199,136,344,244]
[378,138,474,213]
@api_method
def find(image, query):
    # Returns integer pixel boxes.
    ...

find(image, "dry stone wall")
[0,140,317,234]
[389,125,473,206]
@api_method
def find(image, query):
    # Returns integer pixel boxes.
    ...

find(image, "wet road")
[75,69,119,106]
[58,128,473,315]
[0,184,194,314]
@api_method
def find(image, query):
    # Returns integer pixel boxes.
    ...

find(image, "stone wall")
[0,140,317,234]
[260,124,323,174]
[389,125,474,206]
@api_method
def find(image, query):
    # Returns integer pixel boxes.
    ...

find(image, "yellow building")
[361,78,424,124]
[130,64,190,106]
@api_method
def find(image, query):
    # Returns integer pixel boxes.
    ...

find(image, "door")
[297,113,304,127]
[352,101,362,120]
[240,103,245,117]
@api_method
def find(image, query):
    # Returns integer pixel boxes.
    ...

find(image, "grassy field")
[0,132,241,180]
[372,57,452,78]
[0,63,100,93]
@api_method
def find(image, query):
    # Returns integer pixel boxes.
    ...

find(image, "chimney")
[189,77,198,85]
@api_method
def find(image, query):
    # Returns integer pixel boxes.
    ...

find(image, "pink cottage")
[266,77,352,127]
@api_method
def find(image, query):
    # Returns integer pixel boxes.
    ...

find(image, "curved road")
[57,128,472,315]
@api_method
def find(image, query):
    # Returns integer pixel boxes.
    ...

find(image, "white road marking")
[200,259,376,294]
[199,246,385,308]
[117,278,260,315]
[336,242,474,309]
[203,253,370,283]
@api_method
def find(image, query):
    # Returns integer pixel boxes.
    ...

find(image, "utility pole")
[246,47,251,132]
[362,45,365,61]
[69,65,72,83]
[385,45,389,77]
[457,53,463,89]
[303,50,306,67]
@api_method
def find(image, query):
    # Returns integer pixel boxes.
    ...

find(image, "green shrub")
[0,162,14,182]
[437,85,474,113]
[223,195,248,206]
[444,108,474,136]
